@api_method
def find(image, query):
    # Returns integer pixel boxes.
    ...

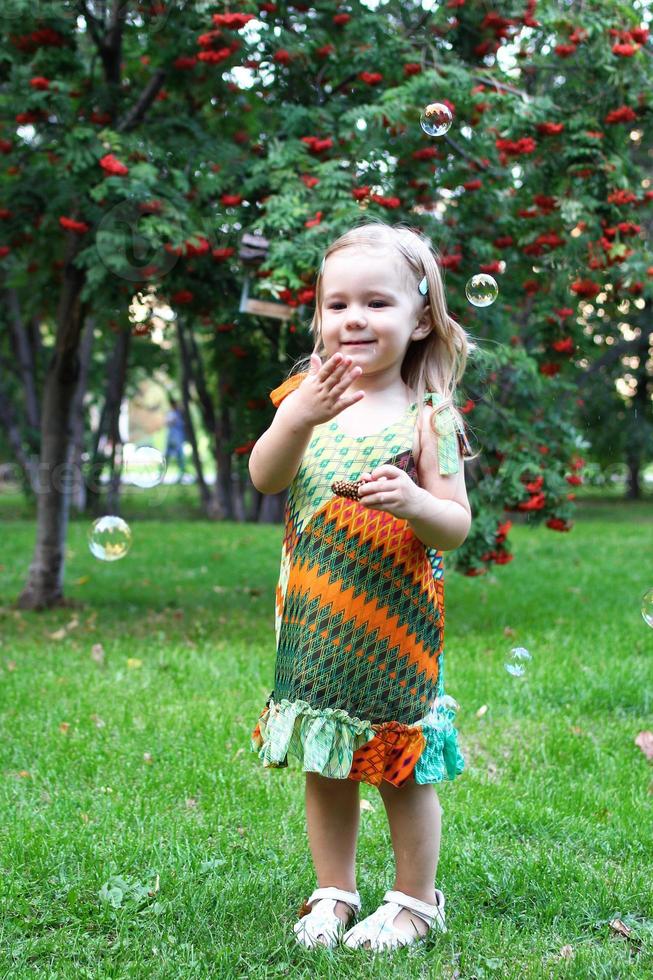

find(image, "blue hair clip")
[418,275,428,296]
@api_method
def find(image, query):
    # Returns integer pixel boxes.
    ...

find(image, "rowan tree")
[0,0,650,608]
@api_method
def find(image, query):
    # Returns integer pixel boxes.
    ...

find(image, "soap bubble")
[603,463,626,491]
[420,102,453,137]
[504,647,532,677]
[465,274,499,307]
[642,588,653,628]
[123,446,166,488]
[88,516,132,562]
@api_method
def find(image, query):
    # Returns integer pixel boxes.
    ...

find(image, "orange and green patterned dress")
[251,372,469,788]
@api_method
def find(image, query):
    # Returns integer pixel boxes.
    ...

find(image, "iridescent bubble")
[504,646,532,677]
[123,446,166,488]
[642,588,653,628]
[419,102,453,137]
[88,516,132,562]
[603,463,626,492]
[465,274,499,308]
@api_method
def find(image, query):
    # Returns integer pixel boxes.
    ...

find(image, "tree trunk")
[17,239,86,610]
[68,316,95,512]
[176,320,213,515]
[181,387,210,508]
[84,329,130,515]
[258,489,287,523]
[625,312,651,501]
[626,455,640,501]
[104,330,131,516]
[247,485,264,522]
[232,468,246,521]
[184,327,224,517]
[0,377,38,490]
[625,376,647,503]
[216,373,234,519]
[84,398,108,515]
[6,286,41,445]
[28,313,45,384]
[106,440,124,515]
[182,332,234,520]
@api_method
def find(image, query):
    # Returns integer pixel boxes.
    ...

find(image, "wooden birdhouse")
[238,232,296,321]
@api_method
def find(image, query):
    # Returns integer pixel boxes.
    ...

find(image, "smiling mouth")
[343,341,375,345]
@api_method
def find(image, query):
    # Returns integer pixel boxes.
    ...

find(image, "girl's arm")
[410,400,472,551]
[249,390,315,495]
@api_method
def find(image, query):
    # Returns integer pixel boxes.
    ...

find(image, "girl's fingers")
[335,368,362,390]
[334,359,355,379]
[331,371,361,399]
[325,357,352,386]
[348,390,365,404]
[321,353,345,379]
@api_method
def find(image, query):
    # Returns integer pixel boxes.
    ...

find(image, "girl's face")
[319,247,429,377]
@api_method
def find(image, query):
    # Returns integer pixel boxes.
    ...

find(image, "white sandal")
[293,886,362,949]
[342,888,446,951]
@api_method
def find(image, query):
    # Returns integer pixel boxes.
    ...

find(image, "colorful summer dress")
[251,371,471,788]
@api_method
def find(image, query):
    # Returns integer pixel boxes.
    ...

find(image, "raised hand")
[293,351,365,427]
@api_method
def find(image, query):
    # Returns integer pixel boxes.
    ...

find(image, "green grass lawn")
[1,495,652,978]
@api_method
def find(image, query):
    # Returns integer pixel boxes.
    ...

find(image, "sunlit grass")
[1,498,652,977]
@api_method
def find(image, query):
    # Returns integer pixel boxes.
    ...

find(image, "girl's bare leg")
[375,778,442,939]
[304,771,361,939]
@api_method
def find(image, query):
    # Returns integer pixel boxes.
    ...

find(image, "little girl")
[249,220,475,952]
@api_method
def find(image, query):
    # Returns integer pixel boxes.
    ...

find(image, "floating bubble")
[642,588,653,628]
[465,274,499,308]
[504,646,532,677]
[603,463,626,491]
[88,516,132,562]
[123,446,166,488]
[419,102,453,137]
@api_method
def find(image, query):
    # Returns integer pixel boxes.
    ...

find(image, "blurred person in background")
[165,397,187,481]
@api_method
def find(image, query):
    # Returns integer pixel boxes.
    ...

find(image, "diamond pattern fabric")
[251,372,466,787]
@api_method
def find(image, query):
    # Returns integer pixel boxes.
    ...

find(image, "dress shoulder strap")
[269,371,309,408]
[423,391,473,476]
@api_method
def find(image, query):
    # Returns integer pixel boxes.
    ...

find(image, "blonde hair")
[285,217,478,452]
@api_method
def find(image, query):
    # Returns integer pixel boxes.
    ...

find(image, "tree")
[0,0,650,607]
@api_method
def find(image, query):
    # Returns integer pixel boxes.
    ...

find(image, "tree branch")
[441,132,502,178]
[576,335,644,384]
[471,74,533,102]
[78,0,108,53]
[79,0,127,86]
[329,72,361,99]
[115,68,168,132]
[107,0,129,54]
[412,9,433,36]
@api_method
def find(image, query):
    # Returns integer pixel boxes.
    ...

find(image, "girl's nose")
[345,306,367,326]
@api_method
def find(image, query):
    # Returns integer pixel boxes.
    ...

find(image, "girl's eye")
[328,301,387,309]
